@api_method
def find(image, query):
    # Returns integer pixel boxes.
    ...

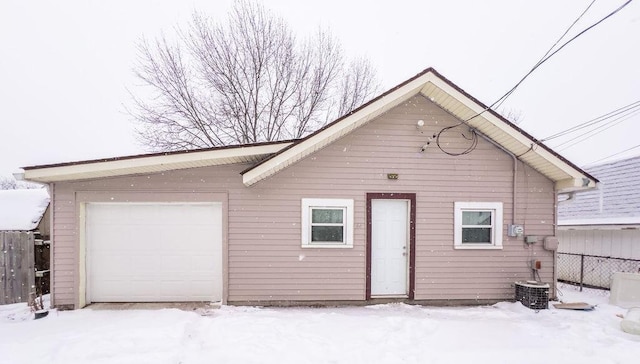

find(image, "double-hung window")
[301,198,354,248]
[454,202,503,249]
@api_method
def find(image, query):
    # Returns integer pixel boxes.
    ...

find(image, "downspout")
[476,133,558,289]
[473,131,518,225]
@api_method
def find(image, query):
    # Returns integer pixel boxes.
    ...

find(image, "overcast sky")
[1,0,639,179]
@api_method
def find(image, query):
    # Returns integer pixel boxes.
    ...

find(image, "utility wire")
[555,107,640,150]
[490,0,632,112]
[491,0,597,112]
[435,0,633,156]
[555,110,640,151]
[587,143,640,165]
[541,99,640,141]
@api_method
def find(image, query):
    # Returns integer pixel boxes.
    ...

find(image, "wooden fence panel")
[0,232,35,305]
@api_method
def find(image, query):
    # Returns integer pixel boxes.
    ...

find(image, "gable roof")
[23,140,293,183]
[241,68,597,192]
[23,67,597,192]
[558,155,640,226]
[0,188,50,231]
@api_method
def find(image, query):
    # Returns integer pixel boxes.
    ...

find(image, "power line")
[587,143,640,165]
[555,107,640,150]
[541,99,640,141]
[434,0,633,156]
[490,0,632,112]
[491,0,597,112]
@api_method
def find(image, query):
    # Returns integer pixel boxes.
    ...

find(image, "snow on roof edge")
[0,188,50,231]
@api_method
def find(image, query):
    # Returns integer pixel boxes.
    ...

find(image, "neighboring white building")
[558,155,640,260]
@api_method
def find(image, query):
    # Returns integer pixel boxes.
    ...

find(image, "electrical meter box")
[508,224,524,237]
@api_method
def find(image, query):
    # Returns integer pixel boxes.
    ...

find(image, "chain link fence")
[557,253,640,291]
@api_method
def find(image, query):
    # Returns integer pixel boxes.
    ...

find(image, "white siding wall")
[558,229,640,259]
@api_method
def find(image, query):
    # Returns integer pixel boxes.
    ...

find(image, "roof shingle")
[558,155,640,225]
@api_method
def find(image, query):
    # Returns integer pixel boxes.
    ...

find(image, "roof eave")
[24,142,293,183]
[242,70,440,186]
[242,67,598,191]
[558,218,640,229]
[417,73,598,192]
[555,177,597,193]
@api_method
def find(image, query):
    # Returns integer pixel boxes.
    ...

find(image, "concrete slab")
[86,302,220,315]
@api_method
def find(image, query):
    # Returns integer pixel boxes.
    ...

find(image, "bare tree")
[0,176,17,190]
[336,57,379,118]
[130,0,379,151]
[0,175,42,190]
[499,108,524,125]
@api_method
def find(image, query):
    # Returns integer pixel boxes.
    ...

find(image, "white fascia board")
[558,216,640,227]
[25,142,292,183]
[555,177,597,192]
[425,77,594,186]
[242,74,434,186]
[426,77,534,150]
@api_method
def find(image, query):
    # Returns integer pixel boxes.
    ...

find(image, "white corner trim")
[78,203,87,308]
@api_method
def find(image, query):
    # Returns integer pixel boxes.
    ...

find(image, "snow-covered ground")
[1,285,639,364]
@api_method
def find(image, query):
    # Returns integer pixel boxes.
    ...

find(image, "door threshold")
[370,295,409,299]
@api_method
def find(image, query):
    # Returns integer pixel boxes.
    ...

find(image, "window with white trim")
[454,202,503,249]
[301,198,354,248]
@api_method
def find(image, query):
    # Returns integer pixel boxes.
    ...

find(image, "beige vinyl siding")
[50,187,76,307]
[51,95,556,307]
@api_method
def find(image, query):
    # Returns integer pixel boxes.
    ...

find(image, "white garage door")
[86,202,222,303]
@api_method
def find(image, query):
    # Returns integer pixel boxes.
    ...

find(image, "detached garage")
[85,202,222,303]
[65,190,231,308]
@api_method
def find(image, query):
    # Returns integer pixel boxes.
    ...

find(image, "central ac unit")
[515,281,549,310]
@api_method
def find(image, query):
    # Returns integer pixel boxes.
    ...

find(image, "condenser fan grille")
[515,281,549,310]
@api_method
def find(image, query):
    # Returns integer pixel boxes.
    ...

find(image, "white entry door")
[371,199,409,296]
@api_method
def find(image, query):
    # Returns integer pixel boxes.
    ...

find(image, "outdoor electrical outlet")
[530,259,541,270]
